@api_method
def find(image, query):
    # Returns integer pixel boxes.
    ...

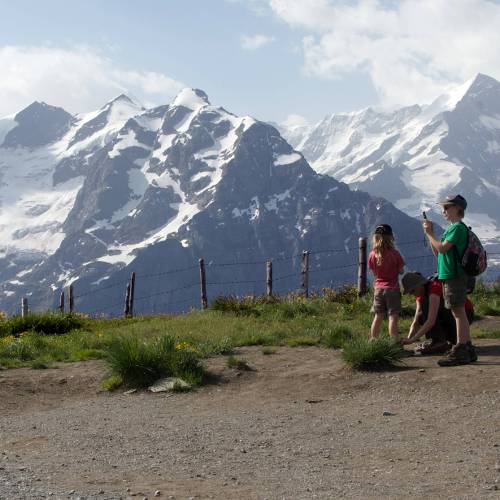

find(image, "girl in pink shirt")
[368,224,405,341]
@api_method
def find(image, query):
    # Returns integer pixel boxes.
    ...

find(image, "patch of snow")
[152,133,175,160]
[191,171,211,183]
[232,197,260,220]
[0,139,84,253]
[54,98,142,156]
[108,129,143,158]
[172,88,208,112]
[464,212,499,240]
[408,158,462,199]
[482,178,500,197]
[91,275,110,286]
[274,152,301,166]
[340,209,351,220]
[134,114,163,132]
[264,190,291,211]
[479,114,500,131]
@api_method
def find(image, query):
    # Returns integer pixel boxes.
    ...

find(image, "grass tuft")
[342,336,406,371]
[286,336,319,347]
[30,359,54,369]
[226,355,252,370]
[211,296,261,316]
[102,374,123,391]
[106,334,205,388]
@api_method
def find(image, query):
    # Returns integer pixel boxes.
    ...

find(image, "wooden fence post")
[69,285,74,313]
[128,272,136,318]
[59,291,65,313]
[21,298,28,317]
[358,237,367,297]
[266,261,273,297]
[300,250,310,298]
[199,258,208,309]
[124,282,131,318]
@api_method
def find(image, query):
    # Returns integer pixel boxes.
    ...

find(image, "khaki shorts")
[442,274,468,309]
[371,288,402,316]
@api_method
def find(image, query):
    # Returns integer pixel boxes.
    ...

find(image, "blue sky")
[1,0,499,123]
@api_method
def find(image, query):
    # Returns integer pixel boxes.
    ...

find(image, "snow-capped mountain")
[0,89,430,315]
[282,74,500,242]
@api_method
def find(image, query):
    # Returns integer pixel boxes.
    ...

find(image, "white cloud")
[281,113,310,129]
[241,34,276,50]
[269,0,500,106]
[0,45,185,116]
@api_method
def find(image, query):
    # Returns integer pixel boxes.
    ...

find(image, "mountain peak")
[17,101,65,117]
[103,93,141,109]
[172,88,210,111]
[2,101,74,148]
[465,73,500,96]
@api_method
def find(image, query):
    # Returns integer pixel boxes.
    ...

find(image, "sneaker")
[466,341,478,363]
[415,340,450,356]
[437,343,472,367]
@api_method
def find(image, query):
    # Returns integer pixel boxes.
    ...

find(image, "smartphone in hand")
[422,211,427,220]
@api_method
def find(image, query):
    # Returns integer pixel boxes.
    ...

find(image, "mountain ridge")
[281,73,500,242]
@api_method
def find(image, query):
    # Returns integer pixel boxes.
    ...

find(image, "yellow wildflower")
[1,335,16,345]
[175,341,191,351]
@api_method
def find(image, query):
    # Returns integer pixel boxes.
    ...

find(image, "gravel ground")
[1,340,500,500]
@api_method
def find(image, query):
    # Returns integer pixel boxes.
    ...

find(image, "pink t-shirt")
[368,248,405,289]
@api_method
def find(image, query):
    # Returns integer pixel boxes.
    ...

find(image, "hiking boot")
[466,341,478,363]
[437,343,472,367]
[415,340,450,356]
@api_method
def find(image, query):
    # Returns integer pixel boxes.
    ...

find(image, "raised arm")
[423,220,454,254]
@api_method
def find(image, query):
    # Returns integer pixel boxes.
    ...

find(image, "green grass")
[0,312,84,337]
[342,336,407,371]
[0,283,499,371]
[106,334,204,388]
[323,325,353,349]
[102,374,123,391]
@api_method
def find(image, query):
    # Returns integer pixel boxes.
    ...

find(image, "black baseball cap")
[438,194,467,210]
[374,224,393,236]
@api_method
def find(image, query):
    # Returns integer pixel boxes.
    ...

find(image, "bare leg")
[388,313,400,341]
[451,306,471,344]
[370,313,384,339]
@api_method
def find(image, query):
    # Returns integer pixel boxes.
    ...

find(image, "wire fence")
[15,237,500,318]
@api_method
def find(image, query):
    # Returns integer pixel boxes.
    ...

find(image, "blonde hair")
[372,233,396,266]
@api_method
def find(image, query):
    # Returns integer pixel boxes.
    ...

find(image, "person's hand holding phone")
[422,217,433,235]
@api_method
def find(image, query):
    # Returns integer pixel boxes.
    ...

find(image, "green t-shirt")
[437,221,468,279]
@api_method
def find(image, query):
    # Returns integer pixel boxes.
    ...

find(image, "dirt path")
[1,341,500,499]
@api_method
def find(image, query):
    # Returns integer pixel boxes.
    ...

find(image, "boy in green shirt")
[423,194,477,366]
